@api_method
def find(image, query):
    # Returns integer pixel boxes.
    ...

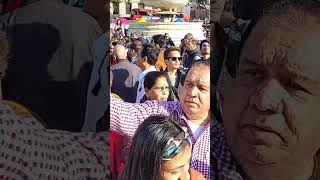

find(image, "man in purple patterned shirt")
[111,60,210,179]
[212,0,320,179]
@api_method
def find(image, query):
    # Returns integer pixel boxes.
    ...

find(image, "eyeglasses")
[167,57,182,61]
[162,130,192,161]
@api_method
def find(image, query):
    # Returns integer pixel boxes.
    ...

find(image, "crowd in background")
[109,17,211,178]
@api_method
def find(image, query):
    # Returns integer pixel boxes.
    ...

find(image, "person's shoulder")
[93,33,109,48]
[123,61,141,71]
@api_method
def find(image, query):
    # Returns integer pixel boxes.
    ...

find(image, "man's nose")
[188,86,199,97]
[249,78,288,114]
[162,89,168,95]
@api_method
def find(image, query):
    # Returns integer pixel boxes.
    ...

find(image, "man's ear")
[142,56,148,64]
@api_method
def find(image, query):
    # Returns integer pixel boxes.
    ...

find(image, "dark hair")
[140,43,160,66]
[164,47,181,59]
[225,0,320,79]
[152,34,166,48]
[120,115,188,180]
[200,40,210,49]
[131,39,144,52]
[112,41,118,47]
[144,71,167,90]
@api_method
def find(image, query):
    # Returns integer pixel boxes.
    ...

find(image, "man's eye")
[244,69,264,79]
[199,87,208,91]
[283,80,311,95]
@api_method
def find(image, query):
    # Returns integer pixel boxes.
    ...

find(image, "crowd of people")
[0,0,319,180]
[109,19,211,178]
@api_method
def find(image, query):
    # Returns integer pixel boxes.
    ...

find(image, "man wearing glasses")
[163,47,183,101]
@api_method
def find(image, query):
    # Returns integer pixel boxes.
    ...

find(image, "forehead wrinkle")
[257,31,314,81]
[256,25,298,66]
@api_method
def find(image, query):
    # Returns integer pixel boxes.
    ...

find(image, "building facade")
[111,0,209,20]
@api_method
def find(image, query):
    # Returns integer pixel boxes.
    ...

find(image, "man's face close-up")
[179,65,210,121]
[223,20,320,169]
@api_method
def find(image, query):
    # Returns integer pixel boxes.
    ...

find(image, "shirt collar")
[140,66,157,78]
[174,103,210,142]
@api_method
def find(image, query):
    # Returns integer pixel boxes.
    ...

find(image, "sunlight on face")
[223,19,320,169]
[161,144,191,180]
[145,77,170,101]
[179,65,210,121]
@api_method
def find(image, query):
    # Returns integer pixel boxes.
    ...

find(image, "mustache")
[243,100,299,138]
[239,108,299,145]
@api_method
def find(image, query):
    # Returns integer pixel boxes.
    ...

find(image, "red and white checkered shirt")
[110,96,210,179]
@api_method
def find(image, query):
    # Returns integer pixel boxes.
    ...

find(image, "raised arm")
[110,95,177,137]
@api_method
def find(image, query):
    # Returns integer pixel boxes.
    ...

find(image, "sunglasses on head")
[167,57,182,61]
[162,130,192,161]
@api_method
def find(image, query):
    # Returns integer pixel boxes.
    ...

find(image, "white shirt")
[187,120,205,140]
[135,66,157,103]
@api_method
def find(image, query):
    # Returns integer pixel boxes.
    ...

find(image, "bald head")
[114,45,127,60]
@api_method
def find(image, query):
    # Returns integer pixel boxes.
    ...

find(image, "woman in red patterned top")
[0,27,109,179]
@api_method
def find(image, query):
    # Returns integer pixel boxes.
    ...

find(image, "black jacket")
[183,48,201,70]
[163,69,182,101]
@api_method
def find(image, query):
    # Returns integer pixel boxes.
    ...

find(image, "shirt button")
[206,151,210,160]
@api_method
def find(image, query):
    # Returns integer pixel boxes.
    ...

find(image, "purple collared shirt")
[110,96,210,179]
[211,123,243,180]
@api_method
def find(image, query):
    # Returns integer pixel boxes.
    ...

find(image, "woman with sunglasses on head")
[140,71,174,103]
[120,115,205,180]
[163,47,183,101]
